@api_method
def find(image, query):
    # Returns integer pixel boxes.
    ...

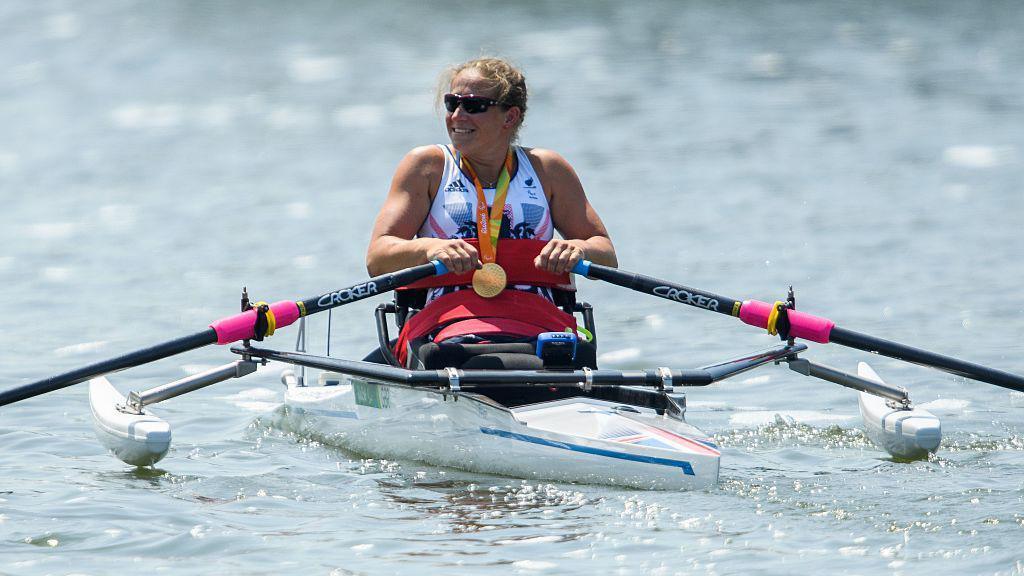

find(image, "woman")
[367,57,616,277]
[366,57,616,367]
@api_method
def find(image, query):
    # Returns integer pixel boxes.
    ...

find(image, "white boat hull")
[282,373,720,490]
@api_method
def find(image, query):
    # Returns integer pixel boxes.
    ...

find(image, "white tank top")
[419,145,552,241]
[418,145,554,303]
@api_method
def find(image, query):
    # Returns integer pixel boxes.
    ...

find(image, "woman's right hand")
[425,239,481,275]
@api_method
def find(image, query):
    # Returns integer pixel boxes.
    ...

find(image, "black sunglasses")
[443,93,507,114]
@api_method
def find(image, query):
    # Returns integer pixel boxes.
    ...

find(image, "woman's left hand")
[535,239,586,275]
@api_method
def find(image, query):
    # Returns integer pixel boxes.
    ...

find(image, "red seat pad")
[394,289,577,366]
[433,318,549,343]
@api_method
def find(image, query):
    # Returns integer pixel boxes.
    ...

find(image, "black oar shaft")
[582,263,740,317]
[830,327,1024,392]
[0,329,218,406]
[2,261,446,407]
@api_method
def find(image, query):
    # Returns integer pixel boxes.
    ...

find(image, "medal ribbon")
[461,148,514,264]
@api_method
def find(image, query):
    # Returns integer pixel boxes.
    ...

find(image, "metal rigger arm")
[781,357,910,407]
[123,358,261,414]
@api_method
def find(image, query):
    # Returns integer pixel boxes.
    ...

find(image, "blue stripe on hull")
[694,438,720,450]
[480,427,695,476]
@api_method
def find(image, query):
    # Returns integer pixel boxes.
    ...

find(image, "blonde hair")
[439,57,529,141]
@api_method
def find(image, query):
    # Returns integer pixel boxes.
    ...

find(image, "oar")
[0,261,448,407]
[572,260,1024,392]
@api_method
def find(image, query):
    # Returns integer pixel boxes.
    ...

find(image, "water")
[2,1,1023,574]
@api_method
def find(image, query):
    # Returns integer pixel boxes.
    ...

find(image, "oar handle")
[572,260,1024,392]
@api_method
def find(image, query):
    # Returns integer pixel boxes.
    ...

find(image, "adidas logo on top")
[444,180,469,194]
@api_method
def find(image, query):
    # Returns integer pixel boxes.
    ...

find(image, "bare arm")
[529,149,617,274]
[366,146,480,276]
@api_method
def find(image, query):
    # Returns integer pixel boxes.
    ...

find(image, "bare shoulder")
[522,147,577,177]
[399,144,446,177]
[521,147,583,200]
[390,144,447,202]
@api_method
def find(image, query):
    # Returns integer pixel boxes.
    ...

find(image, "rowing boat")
[4,258,1018,490]
[281,367,721,490]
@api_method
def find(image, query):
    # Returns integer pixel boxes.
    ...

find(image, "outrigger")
[4,246,1022,490]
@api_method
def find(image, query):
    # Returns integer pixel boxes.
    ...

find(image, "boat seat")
[418,342,543,370]
[411,340,597,370]
[375,282,598,371]
[364,338,596,370]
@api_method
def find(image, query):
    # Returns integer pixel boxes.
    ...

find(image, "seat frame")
[373,288,597,368]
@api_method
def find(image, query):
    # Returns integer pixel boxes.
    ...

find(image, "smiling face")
[445,70,520,158]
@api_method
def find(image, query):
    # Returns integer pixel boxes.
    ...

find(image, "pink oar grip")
[738,300,834,344]
[209,300,302,345]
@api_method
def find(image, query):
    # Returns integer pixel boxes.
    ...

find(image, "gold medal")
[462,148,514,299]
[472,262,507,298]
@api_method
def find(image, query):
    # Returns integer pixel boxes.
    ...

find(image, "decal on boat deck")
[353,380,390,409]
[479,427,696,475]
[640,424,721,456]
[600,425,676,450]
[600,424,721,456]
